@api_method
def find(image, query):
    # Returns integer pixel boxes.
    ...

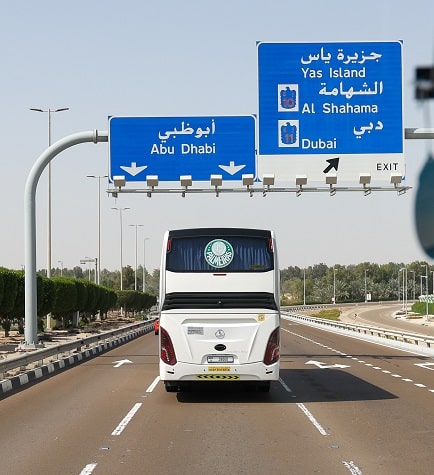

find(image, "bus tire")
[164,382,179,392]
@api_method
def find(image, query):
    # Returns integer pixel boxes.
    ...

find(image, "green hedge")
[411,301,434,316]
[0,268,158,332]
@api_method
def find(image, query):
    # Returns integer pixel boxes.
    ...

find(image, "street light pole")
[399,267,407,315]
[85,256,92,281]
[420,275,423,298]
[87,175,108,285]
[398,271,401,303]
[422,264,429,320]
[30,107,69,330]
[364,269,367,303]
[333,267,336,304]
[129,224,144,291]
[431,271,434,295]
[80,257,97,283]
[112,207,130,290]
[30,107,69,280]
[410,270,415,301]
[143,237,150,292]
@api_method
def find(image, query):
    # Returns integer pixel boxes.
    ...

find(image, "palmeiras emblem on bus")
[204,239,234,268]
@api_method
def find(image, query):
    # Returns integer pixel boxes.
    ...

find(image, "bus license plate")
[207,355,234,364]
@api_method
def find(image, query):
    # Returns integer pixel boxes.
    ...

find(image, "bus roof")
[166,228,273,238]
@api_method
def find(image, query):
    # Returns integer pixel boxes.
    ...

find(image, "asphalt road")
[340,302,434,337]
[1,308,433,474]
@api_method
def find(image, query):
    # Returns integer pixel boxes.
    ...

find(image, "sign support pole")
[21,130,108,349]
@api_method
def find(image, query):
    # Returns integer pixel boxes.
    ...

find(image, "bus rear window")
[166,236,273,272]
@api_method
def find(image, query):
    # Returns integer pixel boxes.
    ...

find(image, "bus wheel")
[164,382,179,392]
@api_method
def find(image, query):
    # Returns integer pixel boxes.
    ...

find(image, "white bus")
[158,228,280,392]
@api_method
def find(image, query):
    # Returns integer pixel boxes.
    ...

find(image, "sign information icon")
[257,41,404,183]
[109,116,256,182]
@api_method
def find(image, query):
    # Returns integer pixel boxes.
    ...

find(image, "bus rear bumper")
[160,361,280,383]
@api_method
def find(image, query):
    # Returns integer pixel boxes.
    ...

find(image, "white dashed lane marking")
[284,327,434,395]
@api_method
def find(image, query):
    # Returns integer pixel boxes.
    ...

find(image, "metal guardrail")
[282,312,434,355]
[3,312,431,379]
[0,320,154,377]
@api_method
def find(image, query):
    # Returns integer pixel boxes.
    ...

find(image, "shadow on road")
[175,367,396,404]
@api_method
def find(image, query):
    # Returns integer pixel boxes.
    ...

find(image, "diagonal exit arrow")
[323,157,340,174]
[113,359,133,368]
[305,360,350,369]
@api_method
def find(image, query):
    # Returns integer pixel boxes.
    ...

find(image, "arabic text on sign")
[300,47,382,65]
[158,120,216,141]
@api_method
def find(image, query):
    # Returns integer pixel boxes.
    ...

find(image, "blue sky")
[1,0,434,274]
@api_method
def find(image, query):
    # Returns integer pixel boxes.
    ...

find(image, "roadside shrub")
[411,301,434,316]
[310,309,341,320]
[37,275,55,317]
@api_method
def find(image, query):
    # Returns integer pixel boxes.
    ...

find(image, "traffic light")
[415,66,434,99]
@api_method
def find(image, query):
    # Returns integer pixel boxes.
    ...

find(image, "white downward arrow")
[120,162,148,176]
[113,359,133,368]
[218,161,246,175]
[305,360,350,369]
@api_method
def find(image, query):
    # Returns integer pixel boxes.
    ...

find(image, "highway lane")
[0,317,433,474]
[0,332,353,475]
[0,334,160,475]
[342,302,434,338]
[281,318,434,473]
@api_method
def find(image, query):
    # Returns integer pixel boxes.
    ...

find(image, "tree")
[72,266,85,279]
[116,290,156,314]
[51,277,78,327]
[10,271,25,319]
[0,270,4,308]
[310,263,328,279]
[145,269,160,296]
[312,280,333,303]
[81,280,98,315]
[38,275,55,317]
[122,266,136,290]
[0,269,18,336]
[97,287,117,314]
[281,277,303,303]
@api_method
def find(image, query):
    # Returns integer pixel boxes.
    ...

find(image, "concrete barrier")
[0,321,154,396]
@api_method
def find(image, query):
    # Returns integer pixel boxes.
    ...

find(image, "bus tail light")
[160,327,177,365]
[264,327,280,365]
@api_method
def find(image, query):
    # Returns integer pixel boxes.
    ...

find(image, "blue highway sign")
[257,41,404,183]
[109,116,256,182]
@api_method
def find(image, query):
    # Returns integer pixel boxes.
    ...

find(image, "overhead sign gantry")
[257,41,404,185]
[21,40,433,349]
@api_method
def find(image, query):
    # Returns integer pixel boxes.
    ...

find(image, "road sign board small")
[419,294,434,303]
[109,116,256,182]
[257,41,404,183]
